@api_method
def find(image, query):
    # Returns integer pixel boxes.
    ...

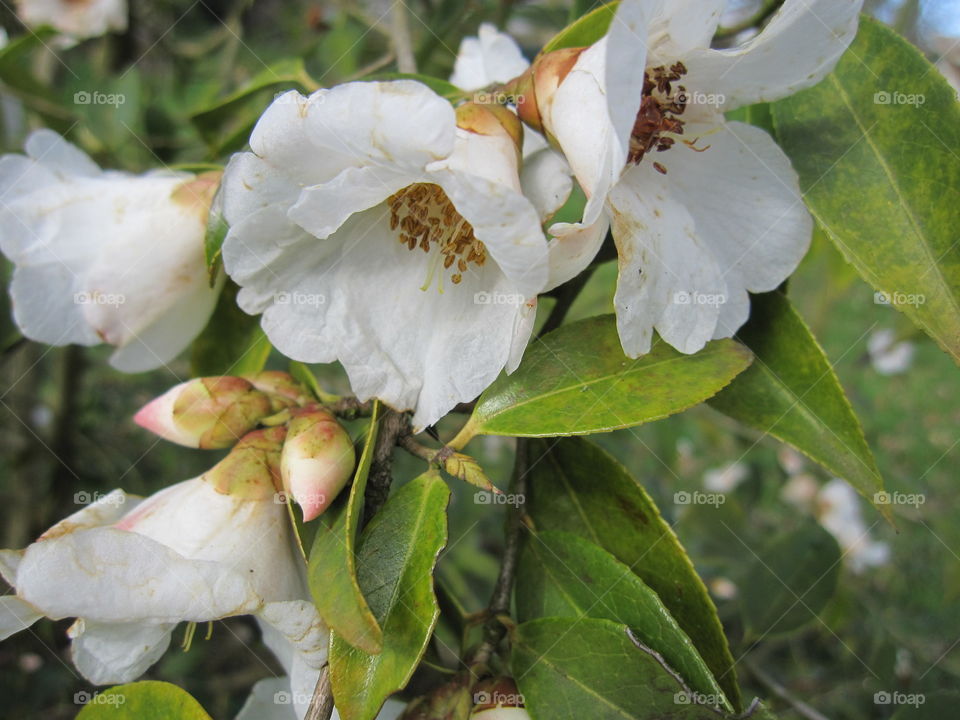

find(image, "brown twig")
[305,667,335,720]
[362,409,410,527]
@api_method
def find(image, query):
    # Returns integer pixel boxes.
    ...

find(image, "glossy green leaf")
[772,17,960,363]
[308,403,383,653]
[740,521,842,640]
[330,472,450,720]
[526,437,741,710]
[517,530,730,709]
[75,681,211,719]
[190,58,315,155]
[543,2,619,53]
[512,618,722,720]
[190,281,270,377]
[463,315,752,439]
[708,292,885,511]
[204,212,228,284]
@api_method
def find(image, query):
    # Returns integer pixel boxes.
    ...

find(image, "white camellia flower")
[0,458,326,711]
[221,81,549,429]
[15,0,127,42]
[0,130,222,372]
[520,0,863,355]
[450,22,531,93]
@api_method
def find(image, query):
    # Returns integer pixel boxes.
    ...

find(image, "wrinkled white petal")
[39,489,137,540]
[520,148,573,223]
[68,619,173,684]
[0,595,42,641]
[609,165,725,355]
[450,23,529,91]
[545,218,609,293]
[684,0,864,110]
[259,601,329,670]
[648,0,725,60]
[652,121,811,340]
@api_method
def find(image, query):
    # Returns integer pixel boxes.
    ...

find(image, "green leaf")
[75,681,212,719]
[517,530,731,710]
[771,17,960,363]
[512,618,722,720]
[525,437,741,710]
[462,315,752,439]
[740,521,842,640]
[190,58,315,155]
[190,281,271,377]
[543,2,619,53]
[708,291,885,511]
[289,361,325,401]
[725,102,774,135]
[204,212,228,284]
[330,472,450,720]
[308,403,383,653]
[0,29,74,131]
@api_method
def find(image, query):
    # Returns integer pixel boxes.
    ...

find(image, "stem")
[743,656,829,720]
[469,438,529,670]
[362,410,409,527]
[391,1,417,74]
[305,667,335,720]
[539,265,596,338]
[447,417,479,451]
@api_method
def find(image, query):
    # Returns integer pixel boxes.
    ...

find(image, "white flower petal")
[520,148,573,223]
[506,297,538,373]
[24,128,101,177]
[16,0,127,40]
[655,121,811,340]
[68,619,173,684]
[450,23,529,91]
[259,601,329,670]
[684,0,864,110]
[649,0,725,60]
[545,218,609,292]
[609,165,725,355]
[0,596,42,641]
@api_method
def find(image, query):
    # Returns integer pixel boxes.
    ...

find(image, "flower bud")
[280,410,356,522]
[400,673,473,720]
[245,370,314,410]
[511,47,586,137]
[470,677,528,719]
[202,426,287,499]
[134,376,274,449]
[442,452,498,495]
[456,102,524,165]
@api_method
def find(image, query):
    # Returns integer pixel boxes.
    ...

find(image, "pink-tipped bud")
[245,370,314,410]
[134,376,274,449]
[513,47,586,137]
[202,426,287,499]
[280,410,356,522]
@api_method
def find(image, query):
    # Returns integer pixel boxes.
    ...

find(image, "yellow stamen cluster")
[387,183,487,286]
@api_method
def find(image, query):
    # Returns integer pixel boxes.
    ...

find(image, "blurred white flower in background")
[703,461,749,493]
[0,130,222,372]
[15,0,128,43]
[816,479,891,573]
[867,328,916,375]
[221,82,549,430]
[450,22,530,92]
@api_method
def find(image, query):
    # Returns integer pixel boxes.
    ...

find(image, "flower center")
[387,183,488,288]
[629,62,689,174]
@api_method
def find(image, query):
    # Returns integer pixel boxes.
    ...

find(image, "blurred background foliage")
[1,0,959,718]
